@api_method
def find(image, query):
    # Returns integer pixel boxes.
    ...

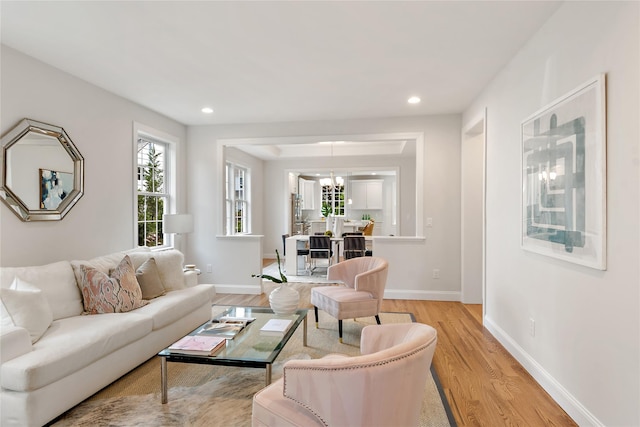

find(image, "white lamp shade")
[163,214,193,234]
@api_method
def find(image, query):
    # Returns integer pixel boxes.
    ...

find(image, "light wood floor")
[215,263,576,426]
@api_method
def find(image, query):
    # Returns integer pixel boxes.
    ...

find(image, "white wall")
[0,46,188,267]
[187,115,462,295]
[463,2,639,425]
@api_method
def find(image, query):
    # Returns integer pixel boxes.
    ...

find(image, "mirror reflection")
[6,133,74,210]
[1,119,84,221]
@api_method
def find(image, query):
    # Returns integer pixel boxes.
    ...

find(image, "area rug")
[50,309,454,427]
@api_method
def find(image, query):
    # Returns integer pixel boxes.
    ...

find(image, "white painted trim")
[132,122,180,249]
[218,131,425,238]
[384,289,461,301]
[484,316,603,427]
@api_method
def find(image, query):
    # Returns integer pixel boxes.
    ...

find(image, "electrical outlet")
[206,264,213,273]
[432,269,440,279]
[426,217,433,227]
[529,318,535,337]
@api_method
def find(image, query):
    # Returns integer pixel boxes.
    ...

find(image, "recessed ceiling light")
[201,107,214,114]
[407,96,421,104]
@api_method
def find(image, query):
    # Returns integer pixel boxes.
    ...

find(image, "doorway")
[461,112,486,309]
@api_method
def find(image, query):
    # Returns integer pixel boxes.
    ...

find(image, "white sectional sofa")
[0,248,216,427]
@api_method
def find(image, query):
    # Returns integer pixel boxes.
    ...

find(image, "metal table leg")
[265,363,272,386]
[161,357,168,404]
[303,314,307,347]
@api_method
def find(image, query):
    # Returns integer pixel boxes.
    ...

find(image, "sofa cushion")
[132,284,215,330]
[0,312,152,392]
[78,255,148,314]
[71,252,127,287]
[128,249,185,291]
[0,326,32,364]
[0,261,82,321]
[1,279,53,343]
[136,258,166,299]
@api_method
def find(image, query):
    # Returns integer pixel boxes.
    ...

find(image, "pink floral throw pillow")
[79,255,148,314]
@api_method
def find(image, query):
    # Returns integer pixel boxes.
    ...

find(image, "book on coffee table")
[199,321,246,339]
[218,316,256,326]
[168,335,226,356]
[260,318,293,336]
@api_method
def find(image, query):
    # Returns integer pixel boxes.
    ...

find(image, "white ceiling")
[1,1,562,128]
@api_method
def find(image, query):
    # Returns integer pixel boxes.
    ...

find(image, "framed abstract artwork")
[40,168,74,210]
[521,74,606,270]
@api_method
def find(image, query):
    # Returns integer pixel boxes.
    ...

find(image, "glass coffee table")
[158,306,308,403]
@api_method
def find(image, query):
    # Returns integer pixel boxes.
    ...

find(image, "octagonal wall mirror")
[1,119,84,221]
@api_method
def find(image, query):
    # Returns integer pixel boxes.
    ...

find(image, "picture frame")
[521,74,606,270]
[40,168,74,210]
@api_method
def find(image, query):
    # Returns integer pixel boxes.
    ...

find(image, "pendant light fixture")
[320,142,343,189]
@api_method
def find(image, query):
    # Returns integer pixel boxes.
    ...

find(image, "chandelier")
[319,141,343,189]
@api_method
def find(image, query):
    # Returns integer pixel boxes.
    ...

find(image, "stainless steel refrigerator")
[290,193,307,235]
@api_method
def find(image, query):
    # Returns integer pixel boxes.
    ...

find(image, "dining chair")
[343,235,366,259]
[282,233,309,275]
[309,235,332,275]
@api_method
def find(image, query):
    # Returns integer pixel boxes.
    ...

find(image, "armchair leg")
[338,320,343,343]
[314,306,319,328]
[375,315,381,325]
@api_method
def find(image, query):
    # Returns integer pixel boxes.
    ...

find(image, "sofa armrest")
[0,326,32,363]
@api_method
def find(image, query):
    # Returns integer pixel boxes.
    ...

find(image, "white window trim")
[225,161,251,235]
[132,122,178,249]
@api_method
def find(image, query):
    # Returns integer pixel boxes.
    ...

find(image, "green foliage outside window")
[137,143,165,247]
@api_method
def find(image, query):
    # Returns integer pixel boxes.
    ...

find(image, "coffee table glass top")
[158,306,308,366]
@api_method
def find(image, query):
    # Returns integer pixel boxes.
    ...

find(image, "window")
[225,162,250,234]
[137,138,170,247]
[321,178,345,217]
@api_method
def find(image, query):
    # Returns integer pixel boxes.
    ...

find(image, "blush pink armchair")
[252,322,438,427]
[310,256,388,342]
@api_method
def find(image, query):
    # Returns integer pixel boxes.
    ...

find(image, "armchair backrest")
[327,257,388,306]
[281,322,437,426]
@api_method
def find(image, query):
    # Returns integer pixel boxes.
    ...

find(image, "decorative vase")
[325,216,334,232]
[269,283,300,315]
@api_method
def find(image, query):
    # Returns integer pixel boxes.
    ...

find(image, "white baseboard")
[384,289,460,301]
[483,316,603,427]
[213,284,261,295]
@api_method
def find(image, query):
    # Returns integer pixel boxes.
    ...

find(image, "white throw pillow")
[1,279,54,343]
[1,261,83,320]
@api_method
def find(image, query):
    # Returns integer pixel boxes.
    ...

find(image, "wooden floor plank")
[214,289,576,426]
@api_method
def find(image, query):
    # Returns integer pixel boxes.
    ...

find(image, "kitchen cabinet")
[350,180,383,210]
[300,179,316,210]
